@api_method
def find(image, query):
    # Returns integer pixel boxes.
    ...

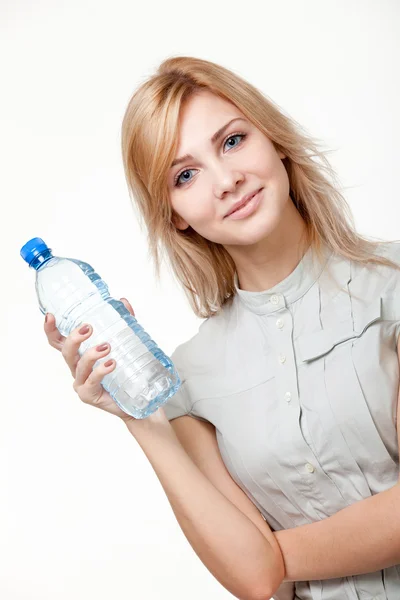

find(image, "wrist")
[122,406,171,436]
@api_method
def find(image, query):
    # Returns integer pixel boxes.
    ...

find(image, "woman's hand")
[44,298,137,422]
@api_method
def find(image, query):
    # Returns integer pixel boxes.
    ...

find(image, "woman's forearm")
[124,410,284,600]
[274,482,400,582]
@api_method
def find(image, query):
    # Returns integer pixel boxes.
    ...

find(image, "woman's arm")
[124,410,285,600]
[274,481,400,582]
[274,339,400,583]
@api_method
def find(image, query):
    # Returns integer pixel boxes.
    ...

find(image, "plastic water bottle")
[20,237,181,419]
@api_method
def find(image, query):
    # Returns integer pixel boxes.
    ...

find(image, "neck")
[227,197,309,292]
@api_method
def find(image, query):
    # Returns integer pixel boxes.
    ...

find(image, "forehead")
[176,91,244,144]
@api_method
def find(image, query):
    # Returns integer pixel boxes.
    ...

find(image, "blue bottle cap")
[20,237,52,266]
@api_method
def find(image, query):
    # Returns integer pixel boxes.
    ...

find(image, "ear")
[172,213,190,231]
[278,150,287,160]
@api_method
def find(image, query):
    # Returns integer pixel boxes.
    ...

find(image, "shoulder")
[164,307,233,421]
[171,306,234,378]
[373,241,400,313]
[347,241,400,329]
[372,240,400,269]
[347,241,400,294]
[367,240,400,292]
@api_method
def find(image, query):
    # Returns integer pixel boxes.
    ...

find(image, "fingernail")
[79,325,90,335]
[96,343,108,352]
[45,314,49,323]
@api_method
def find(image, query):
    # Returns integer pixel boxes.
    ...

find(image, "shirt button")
[305,463,315,473]
[276,318,284,329]
[279,353,286,364]
[284,392,292,402]
[270,294,280,305]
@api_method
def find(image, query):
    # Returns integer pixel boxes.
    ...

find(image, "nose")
[213,166,245,199]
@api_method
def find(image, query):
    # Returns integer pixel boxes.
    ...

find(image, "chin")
[223,225,276,247]
[236,214,279,245]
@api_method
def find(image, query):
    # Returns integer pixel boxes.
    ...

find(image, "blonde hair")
[121,55,399,319]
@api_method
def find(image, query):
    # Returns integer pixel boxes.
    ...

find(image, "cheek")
[256,150,289,194]
[249,139,283,175]
[191,200,216,223]
[278,162,290,194]
[171,191,215,225]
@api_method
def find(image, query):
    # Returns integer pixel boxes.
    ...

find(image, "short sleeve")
[162,344,191,421]
[161,318,220,424]
[162,341,210,423]
[163,379,191,421]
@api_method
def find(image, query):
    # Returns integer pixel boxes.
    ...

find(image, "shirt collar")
[233,243,333,315]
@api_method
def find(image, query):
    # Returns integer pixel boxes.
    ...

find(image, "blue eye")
[173,133,246,187]
[175,169,195,187]
[223,133,243,151]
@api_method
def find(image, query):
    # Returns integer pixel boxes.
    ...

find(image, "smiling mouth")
[231,193,257,214]
[225,188,263,218]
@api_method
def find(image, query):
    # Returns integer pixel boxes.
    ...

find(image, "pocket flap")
[298,296,382,362]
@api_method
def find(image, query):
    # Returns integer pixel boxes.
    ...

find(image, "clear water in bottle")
[20,237,181,419]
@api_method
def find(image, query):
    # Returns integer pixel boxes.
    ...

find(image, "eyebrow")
[170,117,247,169]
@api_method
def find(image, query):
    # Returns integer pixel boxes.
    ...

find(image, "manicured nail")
[79,325,90,335]
[45,314,49,323]
[96,343,108,352]
[104,360,113,367]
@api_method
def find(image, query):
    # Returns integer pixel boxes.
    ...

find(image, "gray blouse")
[163,241,400,600]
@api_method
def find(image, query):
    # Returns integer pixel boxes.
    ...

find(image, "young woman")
[44,56,400,600]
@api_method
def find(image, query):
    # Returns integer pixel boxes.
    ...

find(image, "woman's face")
[168,90,291,248]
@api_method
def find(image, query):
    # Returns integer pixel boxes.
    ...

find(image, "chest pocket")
[295,295,399,490]
[297,296,382,363]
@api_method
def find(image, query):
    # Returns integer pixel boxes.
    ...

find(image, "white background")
[1,1,399,598]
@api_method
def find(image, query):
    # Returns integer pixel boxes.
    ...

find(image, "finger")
[45,299,134,352]
[74,353,116,406]
[62,322,93,378]
[44,313,66,350]
[74,341,112,387]
[120,297,135,316]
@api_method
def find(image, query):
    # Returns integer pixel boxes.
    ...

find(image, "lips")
[224,188,263,218]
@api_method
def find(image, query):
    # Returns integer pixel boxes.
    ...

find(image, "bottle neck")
[31,250,53,270]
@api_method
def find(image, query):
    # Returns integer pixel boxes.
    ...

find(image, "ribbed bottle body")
[36,256,181,419]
